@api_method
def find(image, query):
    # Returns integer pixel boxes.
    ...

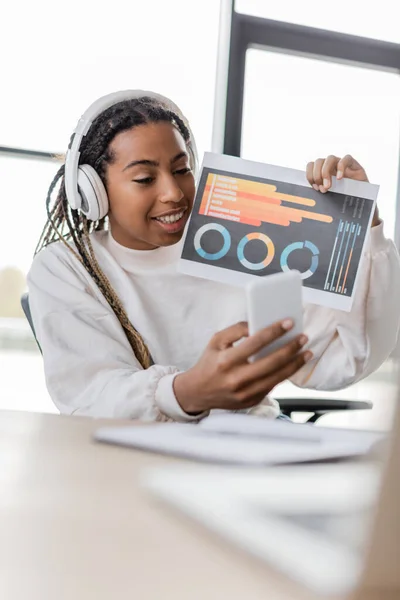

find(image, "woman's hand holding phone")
[173,320,312,415]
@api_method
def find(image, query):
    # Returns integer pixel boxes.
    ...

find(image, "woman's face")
[105,122,196,250]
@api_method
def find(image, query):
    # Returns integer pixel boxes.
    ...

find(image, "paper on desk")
[94,413,384,466]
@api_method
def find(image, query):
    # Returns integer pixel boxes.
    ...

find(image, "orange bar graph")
[200,173,333,228]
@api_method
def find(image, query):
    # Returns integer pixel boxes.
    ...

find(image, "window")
[1,0,221,157]
[1,0,222,412]
[235,0,400,44]
[0,156,56,274]
[242,49,400,237]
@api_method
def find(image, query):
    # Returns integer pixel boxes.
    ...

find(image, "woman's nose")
[159,174,185,203]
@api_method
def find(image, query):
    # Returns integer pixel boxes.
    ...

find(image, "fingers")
[237,333,309,385]
[307,155,368,192]
[267,350,313,393]
[211,321,248,350]
[234,351,312,401]
[307,156,339,193]
[306,161,315,189]
[336,154,355,180]
[312,158,324,189]
[223,319,294,366]
[321,155,340,190]
[260,350,313,391]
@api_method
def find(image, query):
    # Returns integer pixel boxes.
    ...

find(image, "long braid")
[35,96,192,369]
[81,218,152,367]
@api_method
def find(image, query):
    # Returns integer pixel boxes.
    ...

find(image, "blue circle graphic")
[280,241,319,279]
[194,223,231,261]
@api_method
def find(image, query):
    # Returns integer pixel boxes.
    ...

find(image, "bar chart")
[324,221,361,295]
[200,173,333,228]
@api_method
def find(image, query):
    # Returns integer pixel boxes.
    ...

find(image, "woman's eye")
[175,167,192,175]
[133,177,154,185]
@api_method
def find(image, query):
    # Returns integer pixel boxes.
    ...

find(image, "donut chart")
[237,232,275,271]
[194,223,231,261]
[193,223,319,279]
[280,240,319,279]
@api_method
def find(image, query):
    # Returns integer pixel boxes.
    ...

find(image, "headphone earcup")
[77,164,109,221]
[188,145,197,178]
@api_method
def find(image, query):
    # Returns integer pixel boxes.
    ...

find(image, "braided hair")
[35,96,193,369]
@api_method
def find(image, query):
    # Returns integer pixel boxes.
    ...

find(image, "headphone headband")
[65,90,198,212]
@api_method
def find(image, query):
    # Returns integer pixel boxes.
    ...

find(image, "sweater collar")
[101,230,183,273]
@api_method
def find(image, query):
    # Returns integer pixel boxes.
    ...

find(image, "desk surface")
[0,410,334,600]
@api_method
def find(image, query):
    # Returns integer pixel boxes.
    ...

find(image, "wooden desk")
[0,410,327,600]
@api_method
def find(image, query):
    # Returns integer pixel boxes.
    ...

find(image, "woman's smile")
[151,206,189,234]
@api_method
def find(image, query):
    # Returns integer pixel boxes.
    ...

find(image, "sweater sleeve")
[27,247,207,422]
[290,222,400,391]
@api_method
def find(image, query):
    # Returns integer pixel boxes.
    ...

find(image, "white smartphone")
[246,270,304,360]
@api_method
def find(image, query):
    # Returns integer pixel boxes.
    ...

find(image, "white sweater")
[27,223,400,421]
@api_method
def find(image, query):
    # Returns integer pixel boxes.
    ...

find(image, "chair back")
[21,293,41,353]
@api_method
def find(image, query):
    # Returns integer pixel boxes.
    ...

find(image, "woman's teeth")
[155,211,185,224]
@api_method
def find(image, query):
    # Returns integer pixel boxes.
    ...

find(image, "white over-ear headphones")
[64,90,198,222]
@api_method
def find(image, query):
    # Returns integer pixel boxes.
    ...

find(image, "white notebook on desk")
[94,413,384,466]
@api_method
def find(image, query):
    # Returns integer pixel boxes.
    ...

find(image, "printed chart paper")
[179,153,379,311]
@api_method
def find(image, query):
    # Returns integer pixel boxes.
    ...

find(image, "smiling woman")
[32,94,198,370]
[106,124,195,250]
[27,91,400,422]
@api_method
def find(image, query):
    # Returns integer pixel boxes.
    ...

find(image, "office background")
[1,0,399,426]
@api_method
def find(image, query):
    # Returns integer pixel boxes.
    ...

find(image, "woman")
[28,90,400,420]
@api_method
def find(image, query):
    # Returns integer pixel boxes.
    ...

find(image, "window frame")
[212,0,400,248]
